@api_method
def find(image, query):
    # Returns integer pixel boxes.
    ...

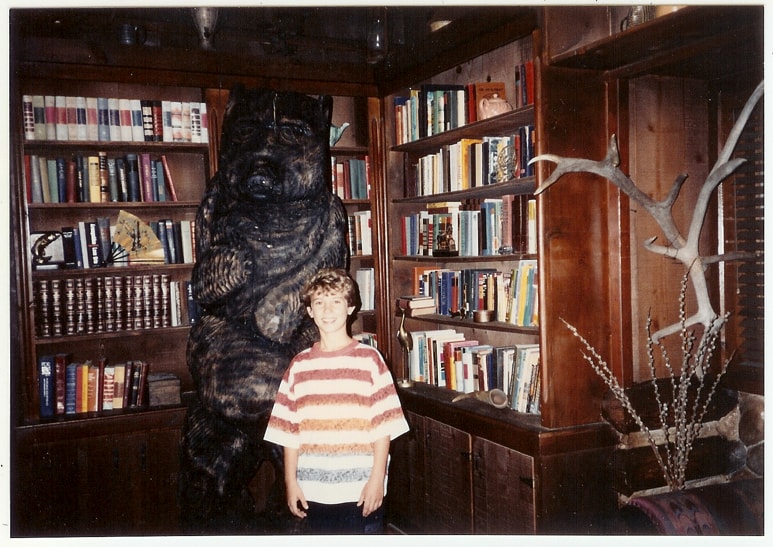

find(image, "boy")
[264,268,409,534]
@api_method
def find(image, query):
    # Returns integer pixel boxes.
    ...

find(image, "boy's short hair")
[302,268,358,307]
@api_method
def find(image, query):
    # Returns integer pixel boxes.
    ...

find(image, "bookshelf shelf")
[392,105,535,154]
[23,140,209,153]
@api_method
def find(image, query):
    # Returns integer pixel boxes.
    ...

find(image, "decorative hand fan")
[111,210,166,264]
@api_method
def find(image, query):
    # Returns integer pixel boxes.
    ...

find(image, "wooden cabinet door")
[13,438,80,535]
[387,410,427,532]
[472,436,536,533]
[78,433,147,534]
[423,416,473,534]
[79,429,182,535]
[140,427,182,533]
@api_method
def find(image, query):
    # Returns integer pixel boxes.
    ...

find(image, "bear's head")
[217,85,333,204]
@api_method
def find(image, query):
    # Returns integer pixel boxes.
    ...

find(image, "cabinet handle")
[520,476,534,489]
[113,447,120,470]
[139,443,147,471]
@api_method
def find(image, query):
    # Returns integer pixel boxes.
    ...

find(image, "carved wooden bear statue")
[179,85,348,532]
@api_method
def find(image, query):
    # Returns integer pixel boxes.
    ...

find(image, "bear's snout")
[244,159,282,198]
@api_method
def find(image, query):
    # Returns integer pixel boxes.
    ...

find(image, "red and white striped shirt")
[264,339,409,504]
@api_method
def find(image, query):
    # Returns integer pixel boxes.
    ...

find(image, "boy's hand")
[286,481,308,519]
[357,477,385,517]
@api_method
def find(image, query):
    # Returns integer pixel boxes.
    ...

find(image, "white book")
[179,220,194,263]
[162,100,173,142]
[86,97,99,141]
[75,96,88,141]
[199,102,208,143]
[108,98,121,141]
[44,95,57,140]
[130,99,145,141]
[22,95,35,140]
[119,98,134,141]
[55,95,68,141]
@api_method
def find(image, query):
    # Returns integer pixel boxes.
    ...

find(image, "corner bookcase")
[11,79,208,535]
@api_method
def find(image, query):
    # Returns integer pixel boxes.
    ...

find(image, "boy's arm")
[358,435,390,517]
[284,446,308,518]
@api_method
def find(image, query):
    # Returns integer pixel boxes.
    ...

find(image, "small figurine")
[31,231,62,265]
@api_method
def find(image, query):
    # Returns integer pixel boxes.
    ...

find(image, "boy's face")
[306,289,354,335]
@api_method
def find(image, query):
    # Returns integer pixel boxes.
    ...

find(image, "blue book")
[65,362,78,414]
[38,354,56,418]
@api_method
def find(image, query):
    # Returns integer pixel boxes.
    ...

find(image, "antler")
[532,81,763,344]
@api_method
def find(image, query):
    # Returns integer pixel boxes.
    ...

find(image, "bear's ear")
[318,95,333,125]
[225,83,246,119]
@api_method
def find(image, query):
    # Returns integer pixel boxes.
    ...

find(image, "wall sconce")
[191,7,219,50]
[366,10,387,64]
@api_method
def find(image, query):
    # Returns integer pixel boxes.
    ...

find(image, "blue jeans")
[303,501,385,534]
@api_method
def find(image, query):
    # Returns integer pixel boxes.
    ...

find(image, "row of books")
[409,126,536,197]
[407,260,538,327]
[32,216,195,271]
[33,274,201,338]
[23,94,209,144]
[24,152,180,204]
[400,196,537,258]
[347,210,372,257]
[332,155,370,200]
[37,353,151,418]
[406,329,541,413]
[512,60,536,109]
[394,81,511,145]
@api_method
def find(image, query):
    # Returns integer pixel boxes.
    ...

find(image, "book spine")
[44,95,57,140]
[161,100,173,142]
[139,153,154,201]
[55,95,68,140]
[152,100,164,141]
[65,362,77,414]
[159,154,179,201]
[108,97,121,141]
[199,102,209,143]
[50,279,63,336]
[97,97,110,141]
[181,102,191,142]
[65,96,78,140]
[38,354,56,418]
[32,95,46,140]
[190,102,202,143]
[98,151,110,202]
[87,155,101,203]
[125,153,141,201]
[119,98,134,141]
[85,220,103,267]
[130,99,145,141]
[141,100,154,141]
[86,97,99,141]
[64,278,76,334]
[75,96,88,141]
[22,95,35,140]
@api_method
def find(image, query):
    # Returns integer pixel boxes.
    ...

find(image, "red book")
[65,159,77,202]
[139,153,154,201]
[160,154,178,201]
[523,61,535,106]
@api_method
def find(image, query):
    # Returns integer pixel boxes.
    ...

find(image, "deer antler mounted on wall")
[531,81,763,348]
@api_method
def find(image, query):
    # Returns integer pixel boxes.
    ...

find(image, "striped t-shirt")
[264,339,409,504]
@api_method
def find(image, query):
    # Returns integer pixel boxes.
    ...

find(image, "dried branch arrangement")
[564,270,731,490]
[530,81,763,490]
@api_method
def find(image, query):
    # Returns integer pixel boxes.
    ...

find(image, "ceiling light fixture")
[191,7,219,51]
[366,9,387,65]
